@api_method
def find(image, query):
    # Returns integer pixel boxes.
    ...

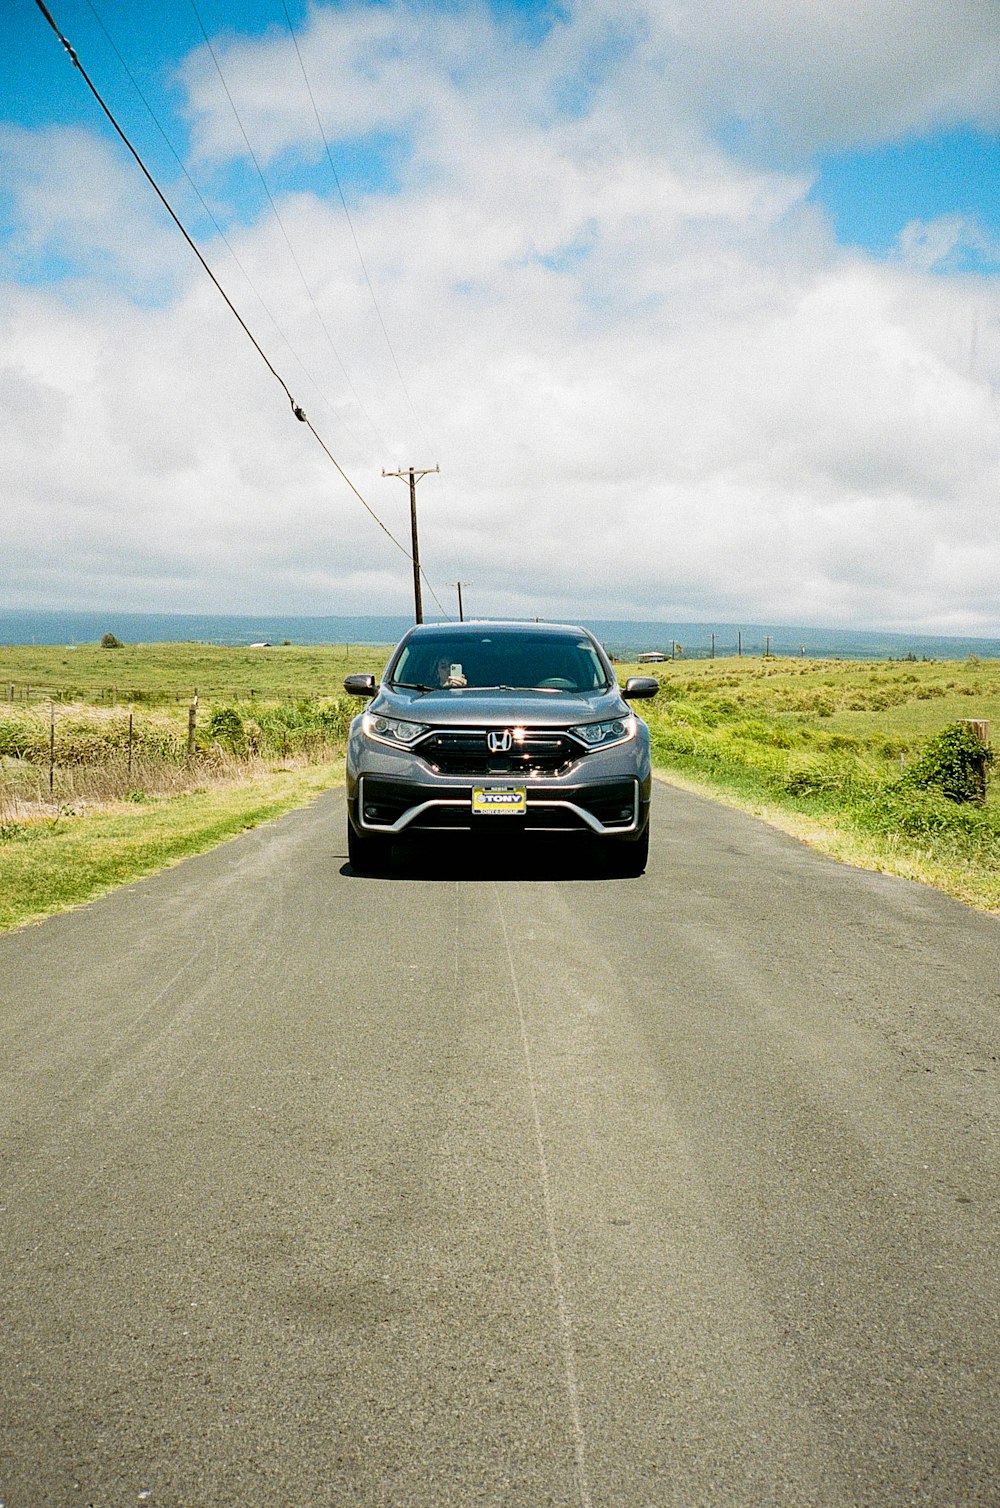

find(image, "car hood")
[371,685,628,727]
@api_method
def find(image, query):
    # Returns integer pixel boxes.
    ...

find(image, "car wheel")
[348,820,392,875]
[604,826,649,877]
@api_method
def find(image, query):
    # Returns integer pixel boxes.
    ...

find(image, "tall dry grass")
[0,697,353,825]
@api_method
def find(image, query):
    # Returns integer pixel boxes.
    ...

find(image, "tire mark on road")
[493,882,593,1508]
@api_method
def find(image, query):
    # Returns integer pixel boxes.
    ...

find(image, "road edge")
[652,767,1000,917]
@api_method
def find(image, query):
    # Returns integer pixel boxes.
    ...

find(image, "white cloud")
[609,0,1000,155]
[0,124,183,292]
[2,0,1000,633]
[897,213,1000,274]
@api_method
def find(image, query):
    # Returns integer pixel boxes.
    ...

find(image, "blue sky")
[812,129,1000,271]
[7,0,999,270]
[2,0,999,630]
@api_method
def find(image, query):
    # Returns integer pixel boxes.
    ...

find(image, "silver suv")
[344,621,658,875]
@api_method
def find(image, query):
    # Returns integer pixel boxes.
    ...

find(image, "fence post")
[49,703,55,797]
[187,692,198,759]
[961,719,991,804]
[128,711,134,780]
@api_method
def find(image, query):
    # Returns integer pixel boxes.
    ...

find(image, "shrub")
[206,705,246,753]
[899,722,993,805]
[100,633,124,649]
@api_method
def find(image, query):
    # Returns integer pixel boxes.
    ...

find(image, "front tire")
[604,825,649,877]
[348,820,392,875]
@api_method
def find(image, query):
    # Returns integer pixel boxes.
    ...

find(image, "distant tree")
[100,632,124,649]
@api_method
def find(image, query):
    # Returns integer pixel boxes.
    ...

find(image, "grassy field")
[621,653,1000,912]
[0,640,387,704]
[0,761,343,933]
[2,640,998,926]
[0,641,384,816]
[0,642,371,930]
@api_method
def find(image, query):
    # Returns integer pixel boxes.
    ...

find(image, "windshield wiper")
[389,680,438,692]
[474,684,581,693]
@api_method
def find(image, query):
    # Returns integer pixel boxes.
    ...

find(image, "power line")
[277,0,435,455]
[187,0,392,454]
[274,1,459,614]
[31,0,418,568]
[81,0,368,451]
[419,566,451,620]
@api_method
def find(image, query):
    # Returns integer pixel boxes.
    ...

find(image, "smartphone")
[450,664,462,679]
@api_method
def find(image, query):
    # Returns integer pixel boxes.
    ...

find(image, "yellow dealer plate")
[472,786,527,816]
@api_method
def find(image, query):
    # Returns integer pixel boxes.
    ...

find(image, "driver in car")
[436,656,468,688]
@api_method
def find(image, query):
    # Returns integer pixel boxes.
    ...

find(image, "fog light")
[364,804,379,818]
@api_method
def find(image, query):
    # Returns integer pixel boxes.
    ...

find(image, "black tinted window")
[389,632,610,692]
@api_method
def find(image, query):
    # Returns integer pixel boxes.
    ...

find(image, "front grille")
[417,729,578,776]
[359,776,638,833]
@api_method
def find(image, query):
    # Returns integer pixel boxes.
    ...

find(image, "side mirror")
[344,673,377,697]
[622,676,659,700]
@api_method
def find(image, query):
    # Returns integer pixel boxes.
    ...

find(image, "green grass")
[624,655,1000,911]
[0,643,367,929]
[5,643,1000,924]
[0,761,344,933]
[0,641,390,705]
[0,699,357,811]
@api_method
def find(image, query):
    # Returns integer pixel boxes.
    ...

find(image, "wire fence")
[0,693,356,819]
[2,683,338,707]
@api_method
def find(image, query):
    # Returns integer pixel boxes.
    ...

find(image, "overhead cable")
[32,0,418,565]
[187,0,392,455]
[278,0,435,455]
[82,0,367,451]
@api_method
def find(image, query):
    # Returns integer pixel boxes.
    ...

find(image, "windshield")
[388,631,612,693]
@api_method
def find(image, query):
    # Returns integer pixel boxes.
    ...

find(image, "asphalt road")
[1,781,998,1507]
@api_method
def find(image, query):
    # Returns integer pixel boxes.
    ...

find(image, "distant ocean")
[1,609,999,661]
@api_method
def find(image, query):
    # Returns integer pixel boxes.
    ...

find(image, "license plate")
[472,785,527,816]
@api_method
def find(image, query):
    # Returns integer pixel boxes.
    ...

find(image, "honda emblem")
[487,730,514,753]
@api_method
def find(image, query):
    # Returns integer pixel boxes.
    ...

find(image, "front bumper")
[354,774,646,835]
[347,725,652,838]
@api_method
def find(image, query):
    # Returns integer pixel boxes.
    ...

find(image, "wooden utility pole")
[455,581,468,621]
[383,465,439,624]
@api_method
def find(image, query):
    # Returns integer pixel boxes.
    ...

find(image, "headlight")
[568,715,635,748]
[363,712,429,746]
